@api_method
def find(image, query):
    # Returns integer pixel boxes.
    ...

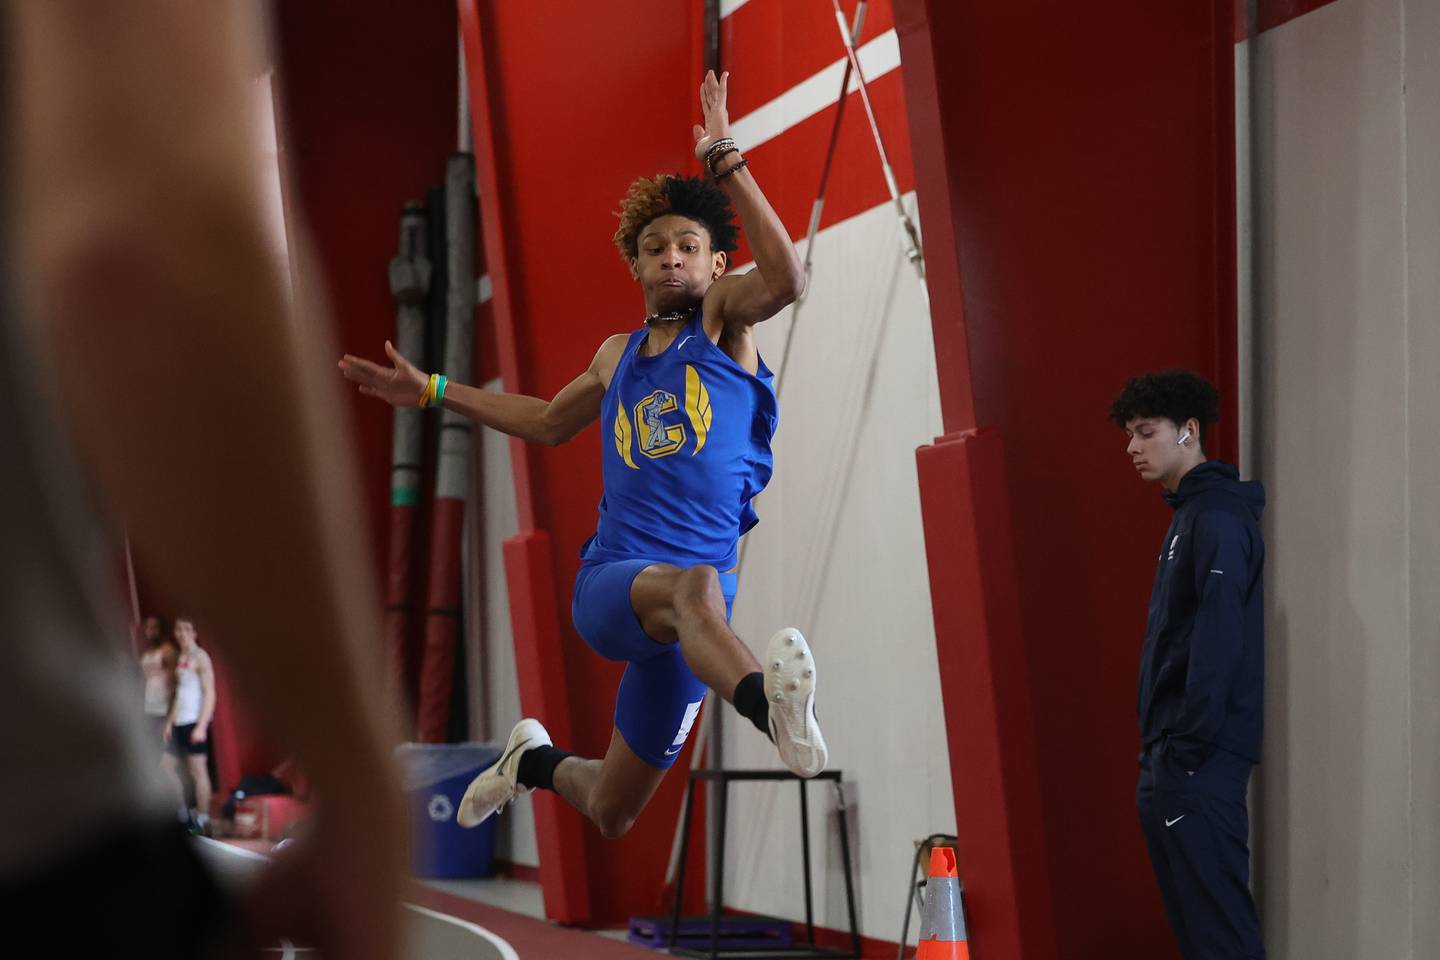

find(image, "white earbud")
[1177,429,1191,446]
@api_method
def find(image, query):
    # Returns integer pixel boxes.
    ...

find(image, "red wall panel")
[1239,0,1344,39]
[273,2,459,600]
[897,0,1238,956]
[721,0,898,120]
[726,70,915,267]
[916,430,1057,959]
[718,1,916,268]
[274,0,458,753]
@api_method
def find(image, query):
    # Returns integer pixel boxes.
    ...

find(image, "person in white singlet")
[139,616,175,739]
[138,615,186,808]
[164,617,216,832]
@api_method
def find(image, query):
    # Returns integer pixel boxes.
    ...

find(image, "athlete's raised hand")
[693,69,731,163]
[338,341,428,408]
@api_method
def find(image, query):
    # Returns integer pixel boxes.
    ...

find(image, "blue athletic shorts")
[571,558,737,769]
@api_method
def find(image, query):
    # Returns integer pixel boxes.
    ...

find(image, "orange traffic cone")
[916,846,969,959]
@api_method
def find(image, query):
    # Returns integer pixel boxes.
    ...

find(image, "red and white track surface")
[199,839,663,958]
[197,839,519,960]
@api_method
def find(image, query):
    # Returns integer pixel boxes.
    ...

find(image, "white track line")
[196,838,519,960]
[406,904,521,960]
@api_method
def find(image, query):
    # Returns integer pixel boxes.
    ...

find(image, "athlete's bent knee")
[592,801,639,840]
[674,564,724,616]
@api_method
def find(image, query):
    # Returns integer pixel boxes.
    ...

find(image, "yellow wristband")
[419,373,437,408]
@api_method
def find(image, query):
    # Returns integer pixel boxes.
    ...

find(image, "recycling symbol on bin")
[428,793,454,822]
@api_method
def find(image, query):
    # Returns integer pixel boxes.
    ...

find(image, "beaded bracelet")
[706,147,739,176]
[703,138,737,175]
[714,158,750,181]
[703,137,736,162]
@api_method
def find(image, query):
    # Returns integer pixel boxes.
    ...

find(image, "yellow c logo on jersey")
[684,364,711,455]
[635,390,686,459]
[615,365,713,465]
[613,403,638,469]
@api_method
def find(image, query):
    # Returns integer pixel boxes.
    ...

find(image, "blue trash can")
[396,742,501,879]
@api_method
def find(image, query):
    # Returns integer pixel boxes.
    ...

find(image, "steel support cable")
[828,0,924,280]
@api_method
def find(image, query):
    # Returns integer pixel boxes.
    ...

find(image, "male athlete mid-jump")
[341,71,825,839]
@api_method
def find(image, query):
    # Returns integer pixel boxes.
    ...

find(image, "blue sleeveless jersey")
[580,308,777,570]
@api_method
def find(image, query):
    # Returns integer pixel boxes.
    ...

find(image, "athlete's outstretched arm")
[340,334,627,446]
[696,71,806,328]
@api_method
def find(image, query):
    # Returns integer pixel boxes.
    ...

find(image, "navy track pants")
[1136,745,1266,960]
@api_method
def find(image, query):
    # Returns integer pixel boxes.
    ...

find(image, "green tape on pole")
[391,488,420,506]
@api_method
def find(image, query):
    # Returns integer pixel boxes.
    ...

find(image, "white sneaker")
[764,628,827,778]
[456,718,552,829]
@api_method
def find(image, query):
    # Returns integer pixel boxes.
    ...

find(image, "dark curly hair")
[1108,369,1221,444]
[612,174,739,261]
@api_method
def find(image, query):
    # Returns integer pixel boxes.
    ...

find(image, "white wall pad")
[723,194,952,939]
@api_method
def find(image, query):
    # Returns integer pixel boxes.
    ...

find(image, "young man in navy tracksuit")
[1111,371,1266,960]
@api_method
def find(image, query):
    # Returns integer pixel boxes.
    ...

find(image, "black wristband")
[707,147,740,176]
[715,157,750,181]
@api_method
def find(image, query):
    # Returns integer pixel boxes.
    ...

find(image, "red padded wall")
[897,1,1239,956]
[717,1,917,263]
[273,2,459,598]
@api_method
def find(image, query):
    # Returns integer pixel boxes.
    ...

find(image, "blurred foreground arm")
[13,2,402,956]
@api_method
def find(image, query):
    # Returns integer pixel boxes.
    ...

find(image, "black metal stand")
[668,769,861,959]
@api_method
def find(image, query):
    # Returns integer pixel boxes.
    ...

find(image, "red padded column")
[501,531,591,923]
[915,429,1058,960]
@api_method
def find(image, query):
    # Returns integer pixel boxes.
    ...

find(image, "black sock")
[732,671,772,740]
[516,745,573,791]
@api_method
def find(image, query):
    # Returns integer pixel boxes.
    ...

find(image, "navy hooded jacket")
[1137,460,1265,769]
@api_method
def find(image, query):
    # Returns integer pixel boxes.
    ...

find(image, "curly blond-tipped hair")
[612,173,739,262]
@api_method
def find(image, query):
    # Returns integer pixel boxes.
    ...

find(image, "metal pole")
[835,780,861,957]
[711,776,729,959]
[774,1,868,401]
[800,777,816,945]
[828,0,924,279]
[671,777,699,949]
[415,153,477,741]
[383,203,431,729]
[457,29,473,154]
